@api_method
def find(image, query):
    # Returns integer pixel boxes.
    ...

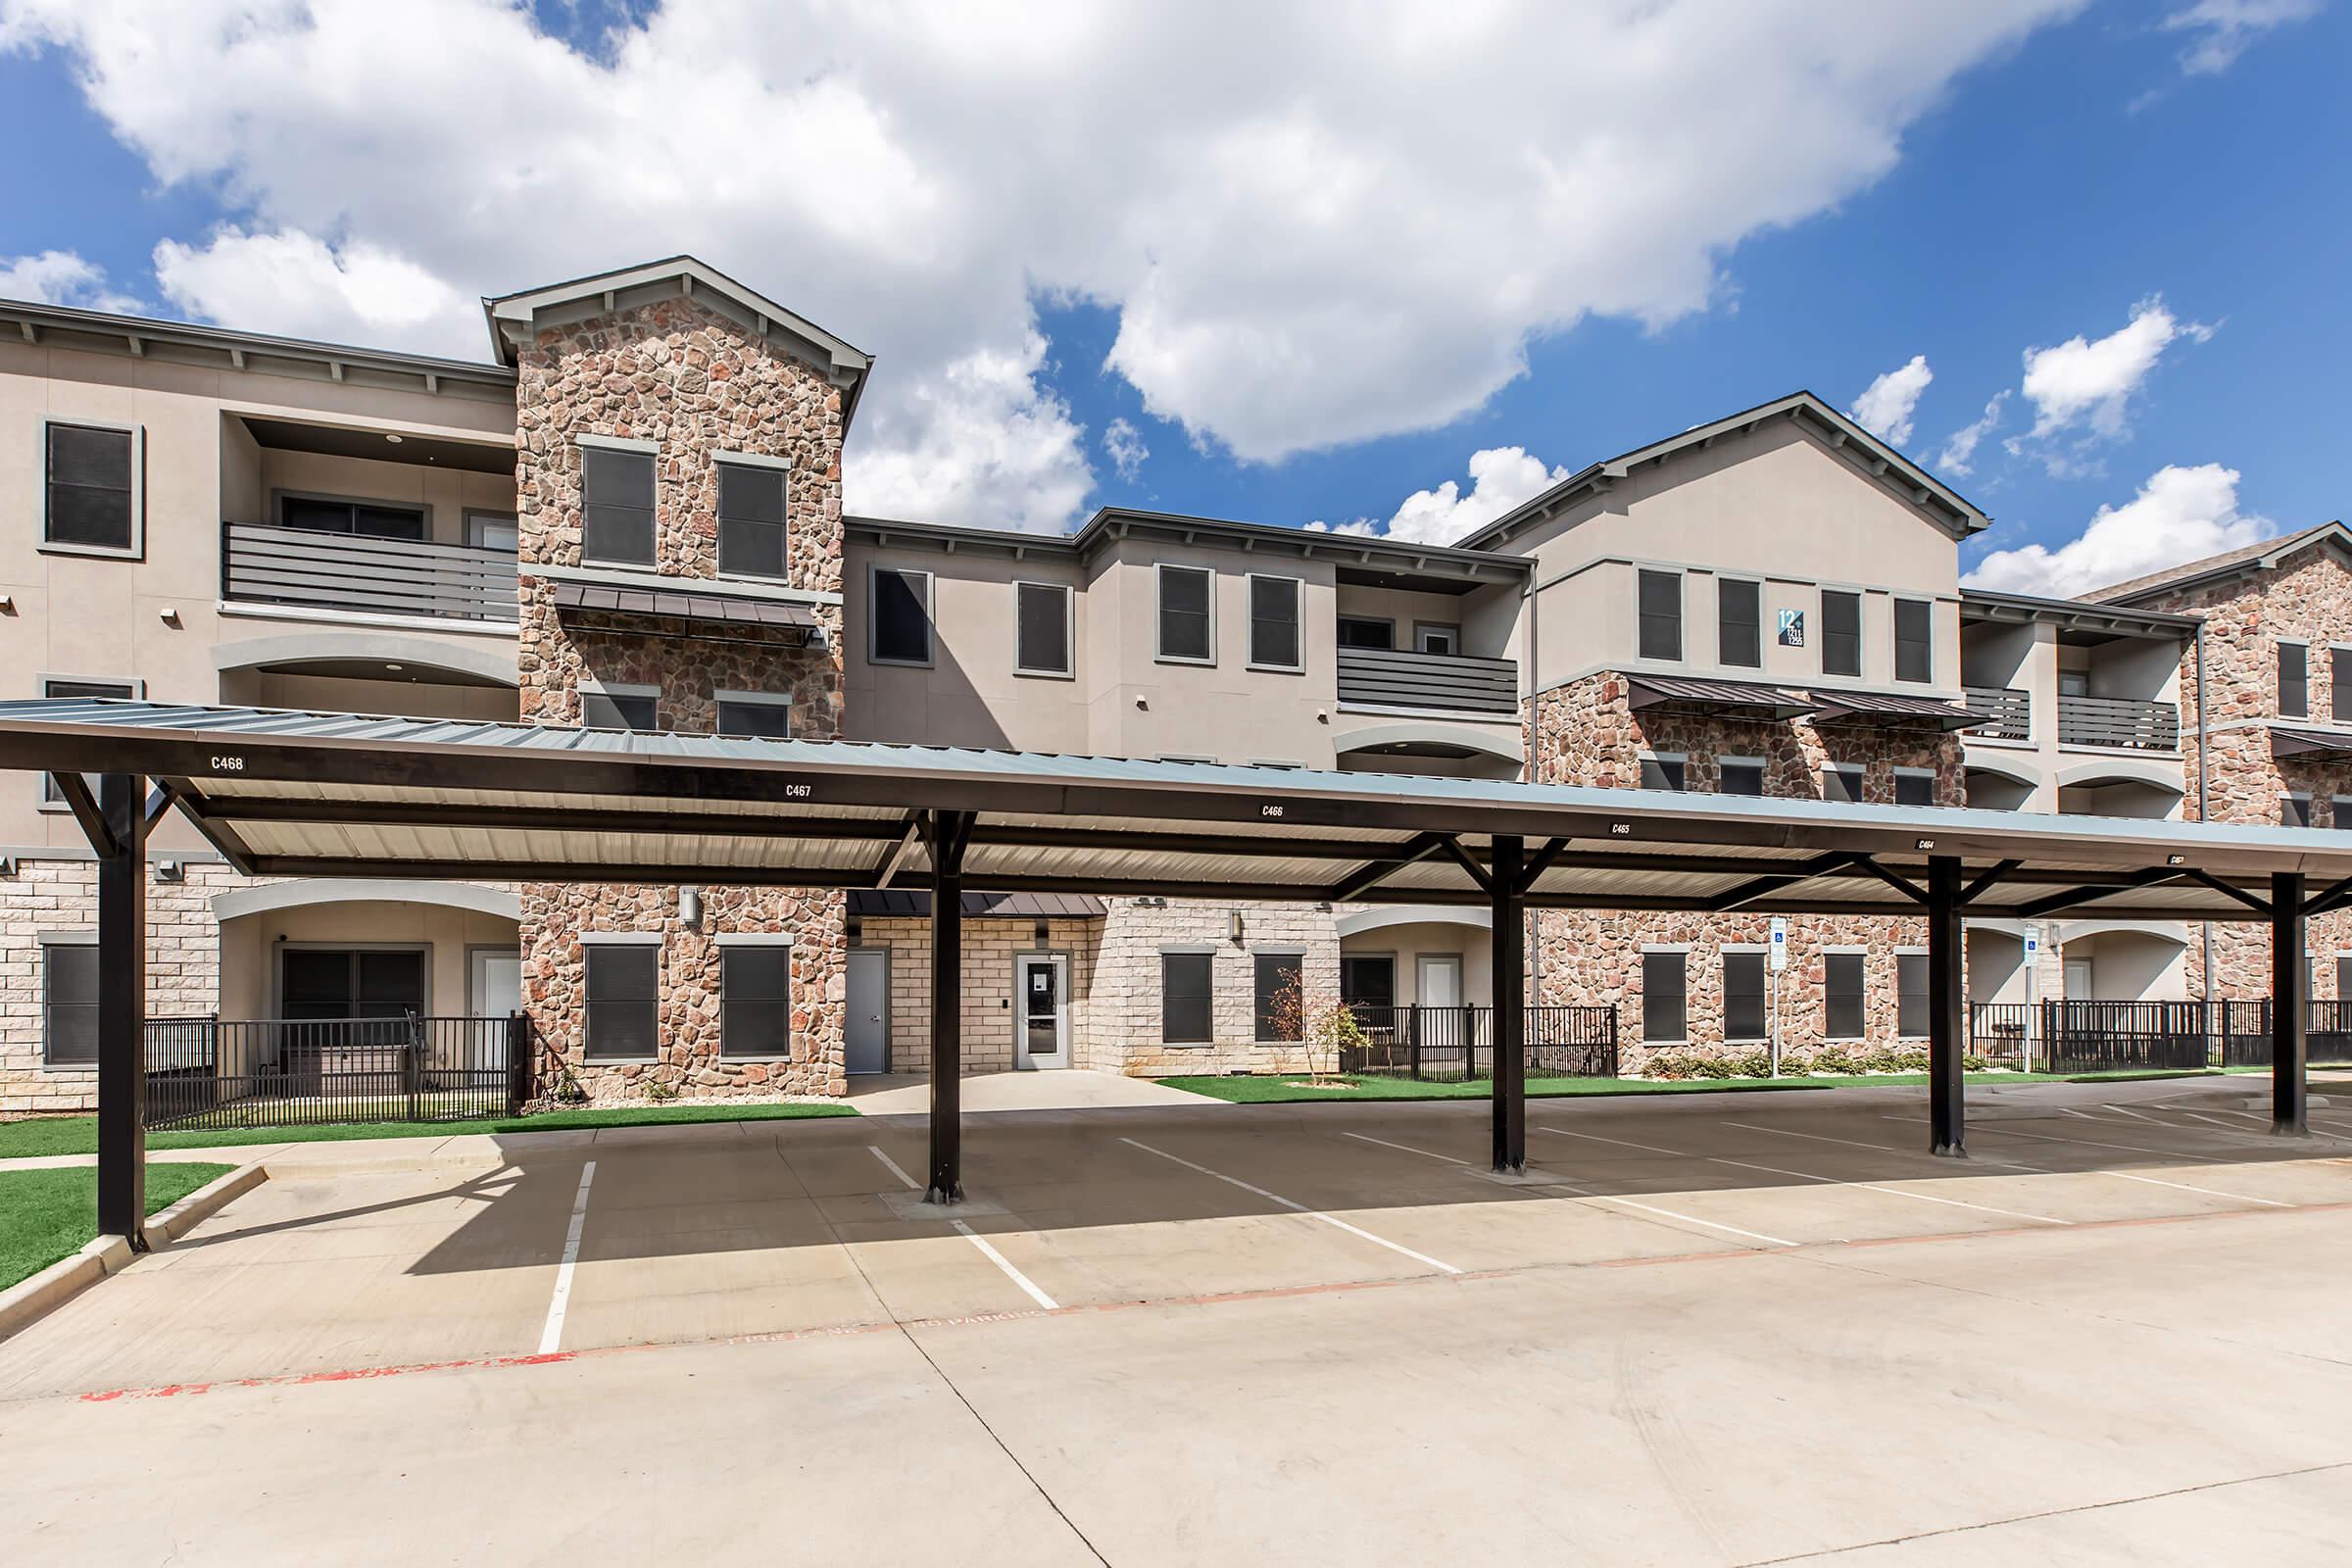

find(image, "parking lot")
[5,1073,2352,1565]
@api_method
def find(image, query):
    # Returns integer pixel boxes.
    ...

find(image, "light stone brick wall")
[856,915,1102,1075]
[1097,899,1342,1077]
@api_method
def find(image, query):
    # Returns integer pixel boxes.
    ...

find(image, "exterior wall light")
[1229,908,1244,943]
[678,886,703,928]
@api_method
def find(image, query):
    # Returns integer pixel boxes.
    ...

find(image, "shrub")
[1727,1048,1773,1079]
[1893,1044,1932,1072]
[1962,1053,1988,1072]
[1808,1046,1858,1076]
[1862,1044,1903,1074]
[645,1077,678,1103]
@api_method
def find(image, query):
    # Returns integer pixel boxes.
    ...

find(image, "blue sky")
[0,1,2341,594]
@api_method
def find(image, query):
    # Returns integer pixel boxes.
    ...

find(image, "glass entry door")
[1015,955,1069,1069]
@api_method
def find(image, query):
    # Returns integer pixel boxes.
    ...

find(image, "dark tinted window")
[2332,650,2352,723]
[280,949,424,1021]
[717,462,787,579]
[1638,569,1681,661]
[1341,954,1395,1010]
[1724,952,1767,1042]
[1894,771,1936,808]
[715,700,790,739]
[586,945,660,1060]
[1822,591,1861,678]
[1821,764,1865,804]
[279,495,425,540]
[1337,617,1394,650]
[1719,579,1761,668]
[1825,953,1866,1039]
[871,568,932,664]
[43,942,98,1065]
[1897,953,1930,1038]
[1642,952,1687,1042]
[581,447,656,565]
[1158,567,1213,662]
[1640,756,1685,791]
[1250,576,1300,668]
[582,690,658,730]
[1016,582,1072,674]
[1161,953,1214,1043]
[721,947,792,1058]
[45,422,135,551]
[1894,599,1933,684]
[2282,795,2311,827]
[2280,642,2309,718]
[1253,953,1303,1042]
[1720,761,1765,797]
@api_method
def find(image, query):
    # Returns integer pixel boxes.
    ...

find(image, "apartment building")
[0,254,2319,1111]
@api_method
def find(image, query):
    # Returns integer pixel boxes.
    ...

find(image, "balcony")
[2058,694,2180,752]
[1962,685,2031,741]
[1337,647,1517,715]
[223,520,519,625]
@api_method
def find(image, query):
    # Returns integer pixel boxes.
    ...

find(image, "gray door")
[846,949,889,1074]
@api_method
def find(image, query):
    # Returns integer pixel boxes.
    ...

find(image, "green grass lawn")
[0,1101,858,1161]
[1158,1066,2227,1105]
[0,1162,234,1291]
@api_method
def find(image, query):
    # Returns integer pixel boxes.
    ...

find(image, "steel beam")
[1491,835,1526,1172]
[927,809,974,1202]
[1927,856,1965,1157]
[2273,869,2308,1136]
[96,772,148,1245]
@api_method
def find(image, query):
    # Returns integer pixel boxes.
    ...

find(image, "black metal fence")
[1966,998,2352,1074]
[140,1014,531,1130]
[1339,1004,1618,1082]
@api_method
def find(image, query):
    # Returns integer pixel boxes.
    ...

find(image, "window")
[1893,599,1933,684]
[1718,579,1761,668]
[1822,591,1861,678]
[1824,953,1866,1039]
[716,459,788,579]
[1337,616,1395,650]
[2334,649,2352,722]
[1642,952,1687,1043]
[1897,953,1930,1038]
[40,676,139,805]
[41,938,98,1066]
[2332,797,2352,831]
[1638,569,1682,661]
[277,494,426,540]
[1723,952,1767,1042]
[1720,760,1765,797]
[1893,769,1936,808]
[1157,565,1215,662]
[2279,642,2309,718]
[1253,953,1303,1042]
[2057,670,2090,697]
[1341,954,1396,1012]
[1821,763,1866,804]
[466,511,519,552]
[580,445,656,566]
[44,420,138,554]
[1015,581,1073,676]
[2282,794,2311,827]
[582,688,658,731]
[870,567,933,665]
[585,943,660,1060]
[1414,623,1459,657]
[720,946,792,1058]
[282,948,425,1023]
[1161,952,1214,1044]
[715,695,791,739]
[1248,575,1301,670]
[1640,754,1686,791]
[2338,955,2352,1001]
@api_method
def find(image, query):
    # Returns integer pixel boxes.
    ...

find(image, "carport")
[2,697,2345,1248]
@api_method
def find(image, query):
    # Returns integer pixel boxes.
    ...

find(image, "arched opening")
[215,631,519,723]
[1333,721,1522,781]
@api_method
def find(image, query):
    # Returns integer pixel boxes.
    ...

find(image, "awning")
[1806,689,1986,731]
[2271,724,2352,760]
[0,699,2347,925]
[1627,674,1817,720]
[551,579,823,642]
[850,891,1107,919]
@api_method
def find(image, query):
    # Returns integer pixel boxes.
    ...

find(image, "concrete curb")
[0,1159,268,1346]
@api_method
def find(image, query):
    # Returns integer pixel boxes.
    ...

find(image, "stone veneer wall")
[512,294,852,1101]
[1097,899,1342,1077]
[2132,542,2352,1000]
[1528,672,1963,1068]
[855,916,1103,1075]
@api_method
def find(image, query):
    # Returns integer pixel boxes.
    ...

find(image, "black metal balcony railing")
[140,1014,532,1130]
[222,520,519,624]
[1337,647,1518,715]
[2057,693,2180,752]
[1961,685,2031,741]
[1338,1004,1618,1081]
[1966,999,2351,1074]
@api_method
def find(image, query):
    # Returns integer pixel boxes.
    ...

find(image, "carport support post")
[97,771,149,1246]
[2272,870,2308,1136]
[1491,835,1526,1173]
[1927,856,1965,1157]
[927,810,973,1203]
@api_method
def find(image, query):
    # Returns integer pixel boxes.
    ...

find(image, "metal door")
[846,949,889,1074]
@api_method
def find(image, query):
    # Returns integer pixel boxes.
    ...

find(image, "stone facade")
[1528,672,1962,1068]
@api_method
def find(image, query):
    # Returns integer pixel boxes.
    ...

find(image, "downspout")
[2196,618,2213,1000]
[1523,573,1541,1005]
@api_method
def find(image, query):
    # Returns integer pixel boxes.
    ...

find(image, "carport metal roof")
[1,699,2346,925]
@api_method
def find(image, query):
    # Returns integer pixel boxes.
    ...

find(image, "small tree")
[1300,998,1369,1084]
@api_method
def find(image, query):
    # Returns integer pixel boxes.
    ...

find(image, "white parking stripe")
[537,1159,597,1355]
[1973,1123,2229,1164]
[1344,1129,1597,1194]
[2094,1169,2293,1207]
[1731,1120,2046,1174]
[1120,1137,1461,1275]
[868,1145,1060,1309]
[1590,1196,1795,1249]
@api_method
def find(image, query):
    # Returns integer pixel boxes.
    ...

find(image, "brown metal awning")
[1806,689,1986,731]
[849,891,1107,919]
[552,579,823,642]
[2271,724,2352,760]
[1627,674,1818,720]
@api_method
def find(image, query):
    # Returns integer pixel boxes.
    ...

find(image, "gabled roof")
[482,256,874,430]
[1457,391,1990,552]
[2088,521,2352,606]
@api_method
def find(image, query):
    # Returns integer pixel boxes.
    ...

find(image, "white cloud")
[844,330,1093,532]
[2005,295,2213,473]
[1962,462,2268,597]
[2161,0,2322,76]
[1319,445,1572,546]
[1848,354,1933,446]
[0,0,2086,525]
[1101,417,1149,484]
[0,248,140,311]
[1935,391,2009,478]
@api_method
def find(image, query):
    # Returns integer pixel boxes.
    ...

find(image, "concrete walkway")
[846,1066,1226,1115]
